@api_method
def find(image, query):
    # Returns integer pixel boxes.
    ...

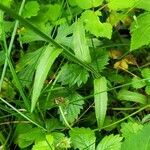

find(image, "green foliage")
[121,123,150,150]
[58,63,89,87]
[73,20,91,63]
[121,122,143,138]
[0,0,150,149]
[75,0,103,9]
[96,134,123,150]
[130,12,150,50]
[94,77,108,128]
[117,89,147,104]
[81,10,112,38]
[69,127,96,150]
[131,76,146,89]
[22,1,40,18]
[59,92,84,124]
[31,45,62,112]
[108,0,136,10]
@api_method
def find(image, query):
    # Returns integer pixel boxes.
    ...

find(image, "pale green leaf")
[81,10,112,38]
[121,122,143,138]
[94,77,108,128]
[73,20,91,63]
[52,132,71,149]
[59,92,84,124]
[108,0,136,10]
[136,0,150,11]
[22,1,40,18]
[121,123,150,150]
[75,0,103,9]
[96,134,123,150]
[117,89,147,104]
[32,135,54,150]
[69,127,96,150]
[130,12,150,50]
[58,63,89,87]
[141,68,150,81]
[145,85,150,95]
[31,45,62,112]
[131,76,146,89]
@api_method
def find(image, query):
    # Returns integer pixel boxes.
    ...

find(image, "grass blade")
[94,77,108,128]
[31,45,62,112]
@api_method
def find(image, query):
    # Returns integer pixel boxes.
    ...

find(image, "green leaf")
[16,47,43,87]
[32,135,54,150]
[94,77,108,128]
[117,89,147,104]
[91,49,109,72]
[59,92,84,124]
[81,10,112,38]
[73,20,91,63]
[121,123,150,150]
[52,132,71,149]
[75,0,103,9]
[15,125,45,148]
[131,76,146,89]
[136,0,150,11]
[141,68,150,82]
[121,122,143,138]
[108,0,136,10]
[96,134,123,150]
[22,1,40,18]
[69,127,96,150]
[31,45,62,112]
[35,4,61,22]
[58,63,89,87]
[130,12,150,50]
[145,85,150,95]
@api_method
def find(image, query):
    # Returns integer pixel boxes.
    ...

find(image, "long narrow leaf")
[94,77,108,128]
[73,20,91,63]
[31,45,62,112]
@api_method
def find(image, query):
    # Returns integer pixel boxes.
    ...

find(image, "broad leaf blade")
[94,77,108,128]
[96,134,123,150]
[121,123,150,150]
[108,0,136,10]
[76,0,103,9]
[69,127,96,150]
[73,20,91,63]
[117,89,147,104]
[81,10,112,39]
[31,45,62,112]
[130,12,150,50]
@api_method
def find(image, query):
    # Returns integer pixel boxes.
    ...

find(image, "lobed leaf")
[121,123,150,150]
[69,127,96,150]
[96,134,123,150]
[81,10,112,38]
